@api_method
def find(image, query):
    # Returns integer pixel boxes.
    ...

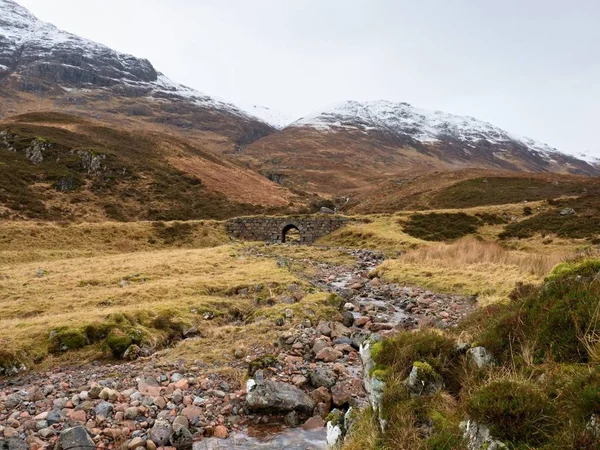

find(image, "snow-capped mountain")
[238,100,599,194]
[0,0,281,133]
[292,100,574,162]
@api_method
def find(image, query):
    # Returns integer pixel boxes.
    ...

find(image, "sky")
[15,0,600,157]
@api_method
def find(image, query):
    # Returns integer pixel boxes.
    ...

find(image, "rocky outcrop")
[246,380,315,414]
[460,420,506,450]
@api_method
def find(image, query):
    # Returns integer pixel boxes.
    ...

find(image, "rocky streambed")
[0,247,476,450]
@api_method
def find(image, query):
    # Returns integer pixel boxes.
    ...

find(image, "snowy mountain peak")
[293,99,561,155]
[0,0,279,128]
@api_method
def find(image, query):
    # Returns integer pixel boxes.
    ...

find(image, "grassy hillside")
[345,169,600,214]
[0,112,312,221]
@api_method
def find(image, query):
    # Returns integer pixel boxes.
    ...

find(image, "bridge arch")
[281,223,301,243]
[226,215,347,244]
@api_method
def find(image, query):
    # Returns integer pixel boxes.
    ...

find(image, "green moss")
[49,328,87,353]
[106,329,133,357]
[546,259,600,282]
[325,409,345,428]
[373,329,456,383]
[467,380,555,446]
[248,354,278,376]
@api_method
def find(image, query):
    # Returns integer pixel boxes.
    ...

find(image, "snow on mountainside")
[0,0,279,128]
[240,104,292,129]
[292,100,579,162]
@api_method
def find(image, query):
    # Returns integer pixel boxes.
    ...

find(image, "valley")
[1,0,600,449]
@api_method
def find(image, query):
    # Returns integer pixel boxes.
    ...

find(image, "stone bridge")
[225,215,348,244]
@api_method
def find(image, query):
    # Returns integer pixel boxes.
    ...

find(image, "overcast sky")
[16,0,600,157]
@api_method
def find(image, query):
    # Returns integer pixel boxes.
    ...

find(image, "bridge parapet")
[225,215,348,244]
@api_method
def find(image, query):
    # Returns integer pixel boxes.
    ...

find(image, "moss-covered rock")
[106,329,133,358]
[49,328,87,353]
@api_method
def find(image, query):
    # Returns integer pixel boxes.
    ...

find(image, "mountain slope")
[0,0,275,151]
[0,112,303,221]
[239,101,599,195]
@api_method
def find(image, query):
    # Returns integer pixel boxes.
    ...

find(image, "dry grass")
[376,237,571,305]
[0,220,228,264]
[316,215,423,254]
[0,242,333,369]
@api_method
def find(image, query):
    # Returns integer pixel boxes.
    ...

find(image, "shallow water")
[193,427,328,449]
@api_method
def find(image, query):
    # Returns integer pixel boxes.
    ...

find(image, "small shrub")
[403,213,482,241]
[467,380,555,445]
[373,329,456,383]
[523,206,533,216]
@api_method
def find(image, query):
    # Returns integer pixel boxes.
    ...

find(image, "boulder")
[467,347,494,369]
[331,378,365,406]
[246,381,315,414]
[55,426,95,450]
[309,366,337,388]
[170,427,193,449]
[0,437,28,450]
[149,419,172,447]
[404,362,444,396]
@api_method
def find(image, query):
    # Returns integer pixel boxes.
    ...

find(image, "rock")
[326,421,343,447]
[320,207,335,214]
[46,408,62,425]
[0,437,28,450]
[467,347,494,369]
[38,428,55,439]
[312,337,331,354]
[343,303,355,311]
[181,406,203,424]
[303,416,325,431]
[341,311,354,328]
[405,362,444,396]
[55,426,95,450]
[123,345,142,361]
[66,409,87,423]
[124,407,139,420]
[315,347,343,362]
[99,387,118,401]
[284,411,300,428]
[128,437,145,450]
[150,420,173,447]
[138,377,162,396]
[173,416,189,432]
[95,401,114,418]
[560,208,576,216]
[291,375,308,387]
[2,429,17,439]
[310,386,332,406]
[316,322,331,337]
[461,420,506,450]
[170,427,193,449]
[213,425,228,439]
[246,381,315,414]
[331,378,365,406]
[309,366,337,388]
[354,316,370,327]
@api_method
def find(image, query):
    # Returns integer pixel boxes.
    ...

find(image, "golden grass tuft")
[377,237,572,305]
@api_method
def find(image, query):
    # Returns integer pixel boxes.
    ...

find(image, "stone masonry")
[225,215,348,244]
